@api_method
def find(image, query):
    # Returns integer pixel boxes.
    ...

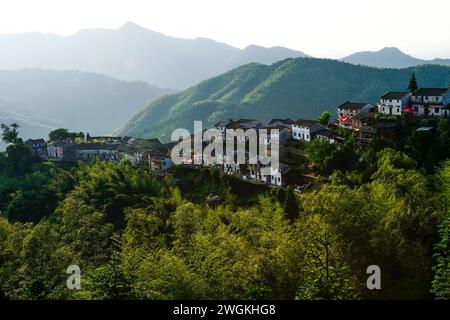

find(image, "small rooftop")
[25,138,45,144]
[413,88,449,96]
[268,118,294,125]
[293,119,319,127]
[381,91,410,100]
[337,101,369,111]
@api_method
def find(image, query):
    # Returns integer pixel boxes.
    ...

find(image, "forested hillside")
[1,120,449,300]
[117,58,450,141]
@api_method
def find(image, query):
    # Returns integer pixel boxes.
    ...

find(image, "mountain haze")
[341,47,450,68]
[0,22,310,90]
[0,69,172,140]
[116,58,450,141]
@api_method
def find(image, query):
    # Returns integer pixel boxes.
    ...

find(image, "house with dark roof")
[291,119,325,142]
[75,143,119,162]
[25,138,47,157]
[148,153,173,172]
[378,92,411,116]
[117,138,165,165]
[225,119,263,130]
[268,119,294,128]
[215,119,263,140]
[259,126,291,146]
[315,128,344,144]
[411,88,450,118]
[337,101,376,129]
[47,141,74,161]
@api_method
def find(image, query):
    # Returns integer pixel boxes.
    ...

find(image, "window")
[397,108,400,113]
[414,106,419,112]
[435,108,440,113]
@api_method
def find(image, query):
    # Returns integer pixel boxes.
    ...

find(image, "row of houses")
[24,87,449,188]
[378,88,450,117]
[25,136,173,172]
[338,88,450,127]
[204,118,330,187]
[199,88,449,186]
[336,87,450,135]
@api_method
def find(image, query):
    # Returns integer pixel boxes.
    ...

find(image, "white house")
[378,92,411,116]
[315,128,343,144]
[76,144,119,162]
[149,154,173,171]
[259,127,291,146]
[291,119,325,142]
[411,88,450,118]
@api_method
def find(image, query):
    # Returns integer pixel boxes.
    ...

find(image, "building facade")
[378,92,411,116]
[411,88,450,118]
[292,119,325,142]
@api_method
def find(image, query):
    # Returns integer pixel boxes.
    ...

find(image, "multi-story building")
[410,88,450,118]
[25,139,47,158]
[291,119,325,142]
[75,144,119,162]
[378,92,411,116]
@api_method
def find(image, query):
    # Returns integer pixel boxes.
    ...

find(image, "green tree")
[283,187,299,220]
[408,73,418,92]
[317,111,331,126]
[49,128,84,141]
[1,123,21,144]
[431,162,450,299]
[305,139,337,176]
[1,123,40,176]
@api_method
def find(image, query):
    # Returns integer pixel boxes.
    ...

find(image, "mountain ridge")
[0,22,310,89]
[116,57,450,141]
[341,47,450,68]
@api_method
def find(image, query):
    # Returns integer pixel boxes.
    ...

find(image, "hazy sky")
[0,0,449,59]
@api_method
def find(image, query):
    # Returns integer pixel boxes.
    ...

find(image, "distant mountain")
[116,58,450,141]
[0,22,310,89]
[0,69,172,140]
[0,96,62,149]
[341,47,450,68]
[225,45,310,69]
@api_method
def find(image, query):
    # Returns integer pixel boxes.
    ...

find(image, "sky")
[0,0,449,59]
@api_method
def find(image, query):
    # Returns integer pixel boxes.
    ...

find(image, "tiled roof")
[293,119,318,127]
[315,128,337,138]
[413,88,449,96]
[225,119,260,129]
[381,91,410,100]
[76,143,117,151]
[268,118,294,125]
[25,138,45,144]
[337,101,368,111]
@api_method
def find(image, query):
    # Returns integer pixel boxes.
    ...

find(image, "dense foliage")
[0,123,449,300]
[117,58,450,141]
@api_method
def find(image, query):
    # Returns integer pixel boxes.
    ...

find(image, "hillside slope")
[116,58,450,141]
[0,69,172,138]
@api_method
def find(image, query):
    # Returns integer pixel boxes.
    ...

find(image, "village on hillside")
[24,86,450,190]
